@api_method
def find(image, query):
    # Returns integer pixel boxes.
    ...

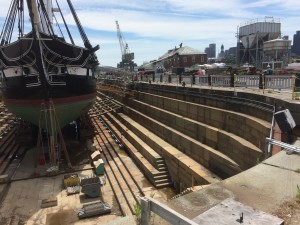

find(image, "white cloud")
[0,0,299,67]
[244,0,300,10]
[65,9,239,40]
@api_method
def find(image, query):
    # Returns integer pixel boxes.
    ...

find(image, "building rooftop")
[159,46,206,60]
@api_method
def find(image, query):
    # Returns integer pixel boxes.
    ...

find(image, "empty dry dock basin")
[100,88,271,192]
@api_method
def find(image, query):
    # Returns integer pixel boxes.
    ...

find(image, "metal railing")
[264,75,292,90]
[130,73,299,99]
[266,138,300,155]
[235,75,260,87]
[141,196,198,225]
[211,75,231,87]
[98,72,300,100]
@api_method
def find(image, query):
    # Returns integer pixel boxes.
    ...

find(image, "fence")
[99,72,300,100]
[235,75,260,88]
[133,73,299,99]
[264,75,292,90]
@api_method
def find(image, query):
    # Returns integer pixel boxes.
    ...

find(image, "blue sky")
[1,0,300,67]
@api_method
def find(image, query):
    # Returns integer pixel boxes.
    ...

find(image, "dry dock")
[1,83,300,224]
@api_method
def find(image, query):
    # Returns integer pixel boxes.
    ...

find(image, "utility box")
[77,200,111,219]
[94,159,105,176]
[91,151,101,161]
[274,109,296,133]
[63,173,80,195]
[63,174,80,188]
[81,176,101,198]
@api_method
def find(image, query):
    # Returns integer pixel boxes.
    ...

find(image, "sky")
[0,0,300,67]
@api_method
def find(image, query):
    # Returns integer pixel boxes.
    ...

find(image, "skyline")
[0,0,300,67]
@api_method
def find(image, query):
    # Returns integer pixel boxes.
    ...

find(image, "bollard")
[141,197,151,225]
[230,73,235,87]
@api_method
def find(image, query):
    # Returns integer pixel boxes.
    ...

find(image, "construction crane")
[115,20,135,71]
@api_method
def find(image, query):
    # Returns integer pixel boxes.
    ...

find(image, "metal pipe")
[266,108,275,158]
[266,138,300,154]
[256,31,259,68]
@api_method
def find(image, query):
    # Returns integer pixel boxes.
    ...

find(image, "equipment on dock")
[41,197,58,208]
[115,21,135,72]
[80,176,101,198]
[91,151,101,161]
[90,152,105,175]
[94,159,105,176]
[77,200,111,219]
[63,173,81,195]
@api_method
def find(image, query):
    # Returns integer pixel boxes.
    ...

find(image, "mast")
[27,0,49,99]
[29,0,53,34]
[41,0,53,34]
[30,0,43,32]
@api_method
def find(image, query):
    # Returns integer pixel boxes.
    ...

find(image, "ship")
[0,0,99,128]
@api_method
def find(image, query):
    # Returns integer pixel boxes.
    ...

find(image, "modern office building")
[292,31,300,56]
[204,43,216,58]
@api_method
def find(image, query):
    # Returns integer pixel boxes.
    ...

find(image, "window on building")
[192,55,195,63]
[201,56,204,62]
[183,57,187,63]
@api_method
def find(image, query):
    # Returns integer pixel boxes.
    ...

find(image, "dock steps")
[127,97,263,171]
[100,113,172,189]
[114,111,221,185]
[118,104,241,178]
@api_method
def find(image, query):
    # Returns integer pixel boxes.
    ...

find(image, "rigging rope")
[1,0,18,44]
[38,0,55,35]
[53,13,64,39]
[66,0,88,45]
[17,0,24,38]
[55,0,74,45]
[66,0,99,67]
[0,0,16,44]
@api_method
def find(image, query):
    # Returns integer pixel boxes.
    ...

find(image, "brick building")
[157,46,207,70]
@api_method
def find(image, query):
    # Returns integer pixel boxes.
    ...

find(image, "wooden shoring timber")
[36,100,72,169]
[49,136,56,166]
[53,103,72,168]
